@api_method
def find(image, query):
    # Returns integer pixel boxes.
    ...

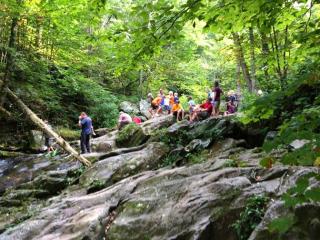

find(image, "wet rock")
[119,101,140,115]
[139,99,152,119]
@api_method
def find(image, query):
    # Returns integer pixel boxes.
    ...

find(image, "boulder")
[91,130,117,152]
[119,101,140,115]
[30,130,44,150]
[115,124,148,148]
[139,99,152,119]
[141,115,174,135]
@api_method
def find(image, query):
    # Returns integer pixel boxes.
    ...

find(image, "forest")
[0,0,319,239]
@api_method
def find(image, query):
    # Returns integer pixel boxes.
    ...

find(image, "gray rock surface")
[139,99,152,119]
[0,115,318,240]
[80,142,169,188]
[119,101,140,115]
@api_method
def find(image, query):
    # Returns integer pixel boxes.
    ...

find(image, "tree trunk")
[0,16,19,106]
[272,26,284,89]
[232,32,253,93]
[236,61,242,95]
[6,87,91,166]
[260,31,270,81]
[249,27,256,92]
[0,106,11,118]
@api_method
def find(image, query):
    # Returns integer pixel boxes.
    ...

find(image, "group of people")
[149,89,185,120]
[45,82,238,155]
[147,81,238,122]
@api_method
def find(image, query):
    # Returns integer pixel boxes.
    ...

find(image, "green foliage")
[263,105,320,166]
[268,214,296,235]
[116,123,140,143]
[224,159,247,168]
[56,127,80,141]
[160,154,178,168]
[87,179,106,194]
[232,195,269,240]
[268,172,320,235]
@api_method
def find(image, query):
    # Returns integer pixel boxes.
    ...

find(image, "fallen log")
[5,87,91,166]
[0,106,11,118]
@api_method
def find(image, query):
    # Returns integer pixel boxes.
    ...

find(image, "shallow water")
[0,153,73,194]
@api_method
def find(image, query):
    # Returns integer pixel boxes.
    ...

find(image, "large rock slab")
[2,160,316,240]
[80,142,169,188]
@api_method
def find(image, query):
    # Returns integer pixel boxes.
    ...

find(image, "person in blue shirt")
[78,112,93,154]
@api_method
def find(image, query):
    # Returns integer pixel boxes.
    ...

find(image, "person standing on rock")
[79,112,93,154]
[212,81,223,116]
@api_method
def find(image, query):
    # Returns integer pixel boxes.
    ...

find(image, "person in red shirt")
[190,98,213,122]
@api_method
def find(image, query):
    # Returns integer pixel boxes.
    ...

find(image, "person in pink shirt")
[118,111,132,130]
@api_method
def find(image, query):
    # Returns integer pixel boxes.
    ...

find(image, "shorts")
[214,101,220,109]
[162,105,171,111]
[198,111,209,120]
[151,103,158,110]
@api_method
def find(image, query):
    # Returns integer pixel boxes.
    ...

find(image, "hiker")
[162,95,171,114]
[169,91,175,107]
[118,111,132,130]
[78,112,93,154]
[159,88,165,97]
[174,92,179,103]
[212,81,223,116]
[227,90,237,111]
[188,96,196,121]
[133,116,142,124]
[190,98,213,122]
[43,120,54,153]
[224,101,236,116]
[150,94,162,117]
[147,93,154,103]
[171,100,184,121]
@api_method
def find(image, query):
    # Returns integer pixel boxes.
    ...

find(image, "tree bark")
[0,15,19,106]
[236,61,242,95]
[272,26,285,89]
[0,106,11,118]
[260,31,270,81]
[232,32,253,93]
[249,27,256,92]
[5,87,91,166]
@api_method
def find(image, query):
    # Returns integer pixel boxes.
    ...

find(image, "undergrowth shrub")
[232,195,269,240]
